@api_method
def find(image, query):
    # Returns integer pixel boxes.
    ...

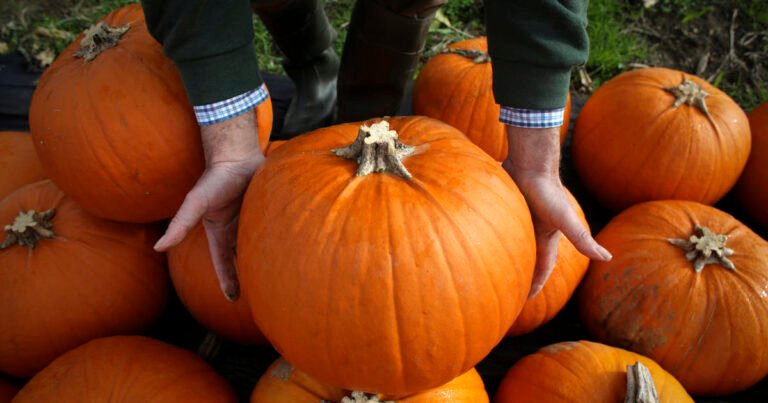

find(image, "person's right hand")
[153,110,264,301]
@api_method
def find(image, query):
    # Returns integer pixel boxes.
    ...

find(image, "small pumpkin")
[168,223,266,344]
[0,180,168,378]
[29,4,273,223]
[413,37,571,162]
[238,117,536,395]
[572,67,750,211]
[506,189,590,336]
[251,358,488,402]
[13,336,237,402]
[734,101,768,229]
[495,341,692,402]
[579,200,768,395]
[0,131,46,200]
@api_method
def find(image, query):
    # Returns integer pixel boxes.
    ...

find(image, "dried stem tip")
[1,209,56,250]
[74,22,130,61]
[625,361,660,403]
[664,78,713,122]
[331,121,416,180]
[334,391,394,403]
[668,225,735,272]
[439,48,490,64]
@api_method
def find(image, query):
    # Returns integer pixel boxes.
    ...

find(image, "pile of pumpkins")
[1,3,767,402]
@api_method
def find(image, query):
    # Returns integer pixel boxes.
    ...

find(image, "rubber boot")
[336,0,441,122]
[252,0,339,138]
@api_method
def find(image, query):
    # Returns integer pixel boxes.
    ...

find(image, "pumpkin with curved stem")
[495,341,692,402]
[238,117,536,395]
[413,37,571,162]
[13,336,237,402]
[29,4,273,223]
[572,67,750,211]
[168,223,266,345]
[0,180,168,378]
[0,132,46,200]
[579,200,768,395]
[735,101,768,229]
[507,189,590,336]
[251,358,488,402]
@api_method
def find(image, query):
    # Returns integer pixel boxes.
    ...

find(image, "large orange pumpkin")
[495,341,692,402]
[506,189,590,336]
[0,132,46,200]
[13,336,237,402]
[579,200,768,395]
[413,37,571,162]
[0,180,168,378]
[168,223,266,345]
[29,4,272,223]
[572,67,750,211]
[238,117,536,395]
[251,358,488,402]
[735,101,768,229]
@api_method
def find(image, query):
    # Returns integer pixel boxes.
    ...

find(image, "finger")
[154,189,208,251]
[529,229,561,299]
[555,204,612,262]
[203,218,241,302]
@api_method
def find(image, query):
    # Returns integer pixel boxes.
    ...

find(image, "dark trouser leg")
[252,0,339,137]
[336,0,446,122]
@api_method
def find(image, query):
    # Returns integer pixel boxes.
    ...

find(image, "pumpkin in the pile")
[28,4,273,223]
[168,223,266,345]
[13,336,237,402]
[506,189,590,336]
[0,132,46,200]
[495,341,692,402]
[413,37,571,162]
[735,101,768,229]
[0,180,168,378]
[0,377,19,403]
[265,140,286,156]
[251,358,488,402]
[572,67,750,211]
[238,117,536,395]
[579,200,768,395]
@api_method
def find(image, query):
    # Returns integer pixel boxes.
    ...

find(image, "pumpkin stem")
[196,332,223,362]
[664,78,716,127]
[331,120,416,180]
[624,361,660,403]
[335,391,394,403]
[1,209,56,250]
[74,22,130,61]
[438,48,490,64]
[668,225,735,273]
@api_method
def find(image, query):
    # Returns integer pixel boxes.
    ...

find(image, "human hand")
[154,111,264,301]
[503,124,612,299]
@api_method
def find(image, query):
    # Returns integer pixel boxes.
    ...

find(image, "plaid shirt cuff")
[193,84,269,126]
[499,106,565,128]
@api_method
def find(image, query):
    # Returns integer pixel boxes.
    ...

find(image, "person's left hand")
[153,111,264,301]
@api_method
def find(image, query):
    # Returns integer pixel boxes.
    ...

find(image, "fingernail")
[225,289,240,302]
[153,236,167,251]
[595,245,613,261]
[527,284,543,300]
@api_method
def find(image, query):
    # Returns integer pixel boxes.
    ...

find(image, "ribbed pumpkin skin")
[168,224,266,344]
[735,102,768,229]
[13,336,237,403]
[28,4,272,223]
[413,37,570,162]
[0,180,168,378]
[0,132,45,200]
[251,358,489,402]
[507,190,589,336]
[265,140,286,156]
[579,201,768,395]
[0,378,18,403]
[572,68,750,211]
[238,117,536,395]
[495,341,693,403]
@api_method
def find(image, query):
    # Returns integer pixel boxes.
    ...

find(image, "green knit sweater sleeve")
[140,0,263,106]
[485,0,589,110]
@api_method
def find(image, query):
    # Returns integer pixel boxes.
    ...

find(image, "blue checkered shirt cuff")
[193,84,269,126]
[499,106,565,128]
